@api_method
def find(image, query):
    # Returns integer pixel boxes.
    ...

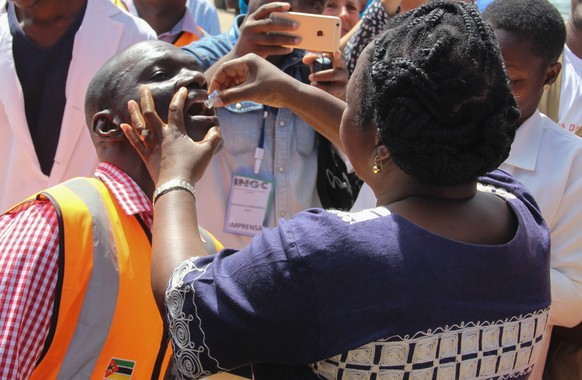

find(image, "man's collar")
[95,162,152,216]
[504,110,544,171]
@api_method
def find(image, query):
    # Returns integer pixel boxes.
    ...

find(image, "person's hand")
[233,2,301,59]
[208,53,300,108]
[303,50,348,100]
[121,86,222,186]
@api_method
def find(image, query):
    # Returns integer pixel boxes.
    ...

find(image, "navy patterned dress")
[166,170,551,380]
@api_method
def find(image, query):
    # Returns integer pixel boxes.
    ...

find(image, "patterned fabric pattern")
[344,0,391,76]
[165,171,550,380]
[167,258,226,378]
[311,309,549,379]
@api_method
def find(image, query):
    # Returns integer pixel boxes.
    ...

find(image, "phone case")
[270,12,342,53]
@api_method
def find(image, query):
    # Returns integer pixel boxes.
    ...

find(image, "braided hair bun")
[360,1,519,185]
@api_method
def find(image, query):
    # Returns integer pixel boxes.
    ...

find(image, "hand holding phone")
[269,12,342,53]
[312,56,333,73]
[303,51,348,100]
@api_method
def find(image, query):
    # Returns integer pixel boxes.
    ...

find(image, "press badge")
[224,168,275,236]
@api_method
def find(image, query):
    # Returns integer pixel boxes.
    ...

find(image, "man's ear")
[91,111,126,142]
[544,61,562,86]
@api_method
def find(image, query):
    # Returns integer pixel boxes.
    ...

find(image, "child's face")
[493,28,549,126]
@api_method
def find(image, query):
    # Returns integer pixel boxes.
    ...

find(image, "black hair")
[482,0,566,65]
[355,1,519,186]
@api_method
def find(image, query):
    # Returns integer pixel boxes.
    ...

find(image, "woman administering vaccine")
[122,2,551,379]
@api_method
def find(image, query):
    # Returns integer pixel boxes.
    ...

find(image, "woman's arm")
[208,53,347,150]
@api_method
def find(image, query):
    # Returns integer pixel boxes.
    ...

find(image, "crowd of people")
[1,0,581,379]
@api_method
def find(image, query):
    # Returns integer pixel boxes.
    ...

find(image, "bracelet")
[153,178,196,204]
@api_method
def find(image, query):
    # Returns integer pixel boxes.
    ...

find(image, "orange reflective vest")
[172,30,202,47]
[21,177,222,379]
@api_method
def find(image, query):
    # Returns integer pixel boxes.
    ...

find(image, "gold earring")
[372,155,382,174]
[543,84,551,92]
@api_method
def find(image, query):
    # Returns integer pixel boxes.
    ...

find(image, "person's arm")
[0,201,60,379]
[201,2,301,81]
[121,87,222,311]
[340,19,362,51]
[208,53,347,150]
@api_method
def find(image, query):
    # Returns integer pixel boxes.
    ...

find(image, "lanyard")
[254,109,268,174]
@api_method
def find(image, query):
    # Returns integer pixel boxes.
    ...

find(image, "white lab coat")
[501,111,582,379]
[0,0,156,211]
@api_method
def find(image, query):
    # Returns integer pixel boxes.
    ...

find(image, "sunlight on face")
[323,0,361,36]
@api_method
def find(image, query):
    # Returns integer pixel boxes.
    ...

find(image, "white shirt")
[558,45,582,134]
[350,182,375,212]
[500,110,582,378]
[121,0,204,43]
[0,0,156,211]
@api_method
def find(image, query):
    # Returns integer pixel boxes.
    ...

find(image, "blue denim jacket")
[181,15,243,71]
[183,16,321,249]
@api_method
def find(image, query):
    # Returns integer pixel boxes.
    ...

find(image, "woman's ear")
[544,61,562,87]
[91,111,126,142]
[374,144,391,163]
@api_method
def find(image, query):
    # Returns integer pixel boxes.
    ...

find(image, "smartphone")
[270,12,342,53]
[311,56,333,73]
[311,55,333,84]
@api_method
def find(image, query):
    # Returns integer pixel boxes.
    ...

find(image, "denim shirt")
[185,17,321,249]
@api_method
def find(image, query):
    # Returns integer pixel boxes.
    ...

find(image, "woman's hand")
[302,50,348,101]
[121,86,222,186]
[208,53,301,108]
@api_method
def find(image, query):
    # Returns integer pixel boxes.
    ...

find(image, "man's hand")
[303,50,348,100]
[233,2,302,59]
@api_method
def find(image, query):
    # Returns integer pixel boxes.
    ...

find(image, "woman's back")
[164,170,550,379]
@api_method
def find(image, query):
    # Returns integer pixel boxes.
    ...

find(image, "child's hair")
[482,0,566,65]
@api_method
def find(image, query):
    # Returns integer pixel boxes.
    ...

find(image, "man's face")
[493,28,548,126]
[133,0,187,11]
[572,0,582,29]
[291,0,327,14]
[113,42,217,142]
[13,0,43,8]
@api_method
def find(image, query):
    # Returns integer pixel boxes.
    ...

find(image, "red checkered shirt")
[0,163,153,379]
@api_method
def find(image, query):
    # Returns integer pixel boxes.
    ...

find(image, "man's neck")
[133,1,185,36]
[567,18,582,59]
[14,0,87,48]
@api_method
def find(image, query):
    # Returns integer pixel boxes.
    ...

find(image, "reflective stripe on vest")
[29,177,171,379]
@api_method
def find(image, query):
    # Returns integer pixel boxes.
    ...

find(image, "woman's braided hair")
[356,1,519,185]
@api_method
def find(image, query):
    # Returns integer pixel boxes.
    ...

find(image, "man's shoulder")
[86,0,157,40]
[540,115,582,156]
